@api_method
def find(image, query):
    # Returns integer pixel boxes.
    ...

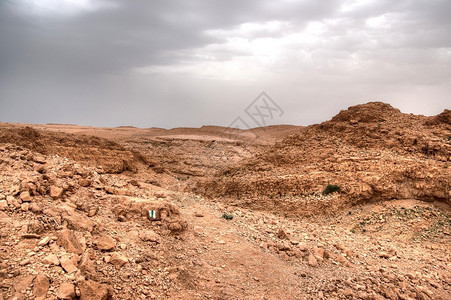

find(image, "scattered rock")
[60,255,79,273]
[313,247,325,262]
[336,254,349,265]
[79,179,91,187]
[33,274,50,300]
[50,186,63,199]
[57,229,84,255]
[62,213,95,232]
[139,229,160,243]
[33,155,46,164]
[109,252,128,267]
[38,236,50,247]
[79,250,96,278]
[79,280,112,300]
[342,287,353,298]
[298,243,308,251]
[308,253,318,267]
[0,200,7,210]
[277,228,288,239]
[58,282,76,300]
[29,202,43,214]
[43,253,60,265]
[20,191,32,202]
[95,234,116,251]
[13,275,35,294]
[20,202,29,211]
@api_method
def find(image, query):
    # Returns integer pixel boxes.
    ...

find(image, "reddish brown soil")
[0,102,450,299]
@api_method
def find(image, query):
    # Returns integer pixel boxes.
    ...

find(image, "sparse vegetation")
[323,184,341,195]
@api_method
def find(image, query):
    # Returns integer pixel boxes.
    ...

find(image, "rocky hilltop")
[0,102,450,299]
[198,102,451,216]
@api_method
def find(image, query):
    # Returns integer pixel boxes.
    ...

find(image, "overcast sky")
[0,0,450,128]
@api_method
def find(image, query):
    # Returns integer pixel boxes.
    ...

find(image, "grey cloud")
[0,0,449,127]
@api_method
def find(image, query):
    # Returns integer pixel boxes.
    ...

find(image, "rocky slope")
[197,102,451,216]
[0,102,450,299]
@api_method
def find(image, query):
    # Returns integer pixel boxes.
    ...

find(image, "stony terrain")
[0,102,450,299]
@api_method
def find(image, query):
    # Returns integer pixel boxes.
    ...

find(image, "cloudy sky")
[0,0,450,128]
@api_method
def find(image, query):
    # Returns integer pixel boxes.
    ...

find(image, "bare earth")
[0,102,450,299]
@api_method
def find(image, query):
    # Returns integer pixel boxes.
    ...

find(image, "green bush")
[323,184,341,195]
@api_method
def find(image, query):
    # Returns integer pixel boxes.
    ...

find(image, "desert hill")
[0,102,450,299]
[197,102,451,216]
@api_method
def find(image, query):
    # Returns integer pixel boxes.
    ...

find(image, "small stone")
[336,254,348,264]
[79,251,96,278]
[57,229,84,254]
[43,254,60,265]
[139,230,160,243]
[168,222,184,232]
[33,275,50,300]
[95,234,116,251]
[79,280,112,300]
[6,195,16,204]
[20,191,33,202]
[20,203,30,211]
[50,186,63,199]
[109,252,128,267]
[60,255,78,274]
[298,243,308,251]
[0,200,7,210]
[38,236,50,247]
[308,253,318,267]
[29,203,43,214]
[57,282,76,300]
[377,251,391,259]
[19,258,32,266]
[33,155,46,164]
[313,247,325,262]
[79,179,91,187]
[335,243,346,251]
[35,165,46,173]
[277,228,288,239]
[342,288,353,298]
[21,233,41,239]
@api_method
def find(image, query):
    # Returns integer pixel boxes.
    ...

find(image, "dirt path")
[171,195,305,299]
